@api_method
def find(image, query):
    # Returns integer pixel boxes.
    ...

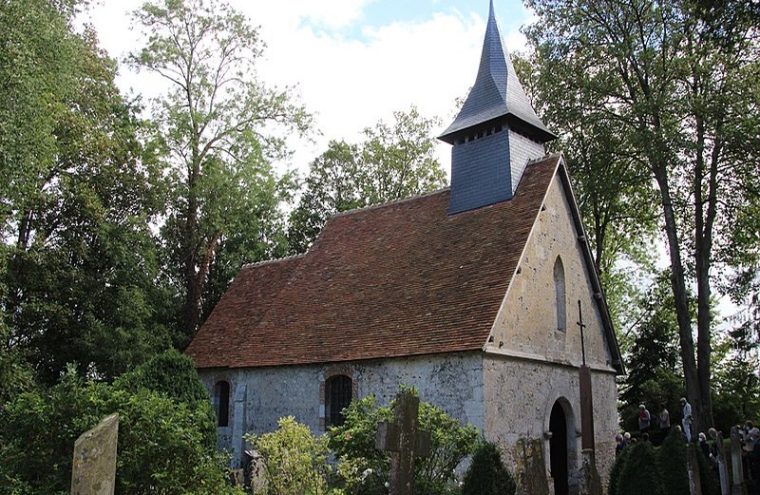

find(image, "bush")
[461,441,516,495]
[0,368,241,495]
[658,429,689,495]
[327,392,478,495]
[617,442,664,495]
[114,348,210,404]
[608,447,629,495]
[696,446,720,495]
[247,416,332,495]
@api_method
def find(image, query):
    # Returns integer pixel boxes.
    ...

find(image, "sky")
[85,0,535,174]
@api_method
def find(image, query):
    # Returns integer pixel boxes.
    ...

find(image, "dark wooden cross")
[376,390,431,495]
[577,300,596,450]
[577,299,587,366]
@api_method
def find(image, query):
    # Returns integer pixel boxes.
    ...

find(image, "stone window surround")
[319,364,359,431]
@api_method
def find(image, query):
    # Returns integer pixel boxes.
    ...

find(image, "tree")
[461,441,516,495]
[617,441,664,495]
[0,368,242,495]
[1,0,172,383]
[527,0,760,432]
[619,272,685,433]
[327,393,478,495]
[288,108,446,254]
[130,0,310,343]
[247,416,333,495]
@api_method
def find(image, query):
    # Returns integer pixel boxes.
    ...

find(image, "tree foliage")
[619,272,685,432]
[0,367,240,495]
[288,108,446,254]
[461,441,516,495]
[526,0,760,431]
[327,393,478,495]
[130,0,309,343]
[617,441,664,495]
[247,416,334,495]
[0,0,172,384]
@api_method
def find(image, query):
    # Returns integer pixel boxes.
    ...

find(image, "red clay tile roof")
[186,155,561,369]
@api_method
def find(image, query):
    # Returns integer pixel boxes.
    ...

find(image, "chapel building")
[185,3,624,493]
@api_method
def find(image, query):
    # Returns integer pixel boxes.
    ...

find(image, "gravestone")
[579,449,602,495]
[515,437,550,495]
[710,428,731,495]
[687,443,704,495]
[375,390,431,495]
[71,413,119,495]
[729,427,746,495]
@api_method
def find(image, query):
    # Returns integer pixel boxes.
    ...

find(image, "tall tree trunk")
[651,158,704,431]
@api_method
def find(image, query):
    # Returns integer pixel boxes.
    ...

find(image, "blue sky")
[303,0,531,40]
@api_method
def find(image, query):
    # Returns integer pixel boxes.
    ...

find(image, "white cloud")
[85,2,528,175]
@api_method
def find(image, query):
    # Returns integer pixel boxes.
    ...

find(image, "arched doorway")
[549,401,569,495]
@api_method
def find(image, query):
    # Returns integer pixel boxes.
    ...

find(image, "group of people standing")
[615,397,696,456]
[615,399,760,495]
[635,397,693,440]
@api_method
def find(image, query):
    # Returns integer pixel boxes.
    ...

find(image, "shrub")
[461,441,516,495]
[327,392,478,495]
[0,368,241,495]
[114,348,210,404]
[696,446,720,495]
[658,429,689,495]
[607,447,629,495]
[617,441,664,495]
[248,416,332,495]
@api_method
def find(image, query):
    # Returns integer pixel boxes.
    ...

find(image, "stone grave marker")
[71,413,119,495]
[687,443,704,495]
[375,390,431,495]
[710,428,731,495]
[729,426,746,495]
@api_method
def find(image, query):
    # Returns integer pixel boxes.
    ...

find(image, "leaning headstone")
[729,427,746,495]
[514,437,550,495]
[687,443,704,495]
[710,428,731,495]
[71,413,119,495]
[375,390,431,495]
[578,449,603,495]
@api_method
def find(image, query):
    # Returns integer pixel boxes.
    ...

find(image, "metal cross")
[577,299,586,366]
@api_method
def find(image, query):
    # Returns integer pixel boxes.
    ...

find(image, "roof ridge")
[241,253,306,270]
[330,187,451,219]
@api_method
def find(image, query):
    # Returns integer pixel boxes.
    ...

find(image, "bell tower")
[439,1,556,214]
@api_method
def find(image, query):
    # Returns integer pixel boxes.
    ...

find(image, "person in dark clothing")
[748,428,760,495]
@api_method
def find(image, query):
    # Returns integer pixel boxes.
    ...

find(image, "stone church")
[185,2,624,493]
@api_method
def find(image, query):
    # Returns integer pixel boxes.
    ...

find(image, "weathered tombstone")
[579,449,603,495]
[375,390,431,495]
[711,428,731,495]
[71,413,119,495]
[515,437,550,495]
[687,443,704,495]
[730,427,747,495]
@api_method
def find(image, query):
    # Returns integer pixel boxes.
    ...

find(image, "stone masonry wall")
[483,172,619,491]
[199,352,484,467]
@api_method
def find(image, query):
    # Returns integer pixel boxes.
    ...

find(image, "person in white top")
[680,397,693,442]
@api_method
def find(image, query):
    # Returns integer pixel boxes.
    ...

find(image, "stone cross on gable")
[375,390,432,495]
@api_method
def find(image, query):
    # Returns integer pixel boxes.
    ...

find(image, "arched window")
[554,257,566,331]
[214,381,230,427]
[326,375,352,427]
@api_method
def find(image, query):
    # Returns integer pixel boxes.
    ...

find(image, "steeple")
[440,1,556,214]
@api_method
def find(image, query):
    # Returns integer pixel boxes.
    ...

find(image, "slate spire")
[440,1,556,215]
[440,1,555,144]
